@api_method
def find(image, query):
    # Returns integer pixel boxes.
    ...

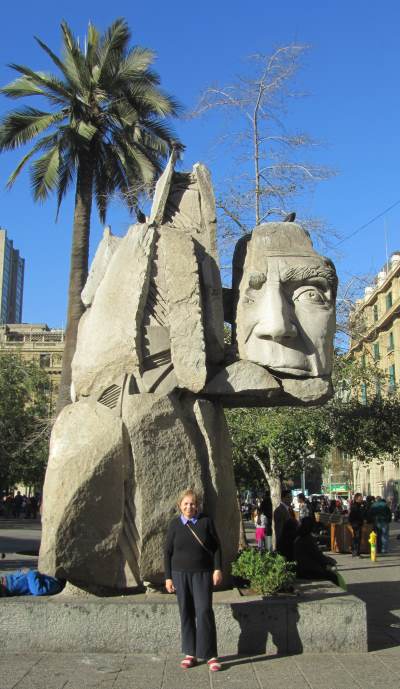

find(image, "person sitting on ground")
[277,516,298,561]
[0,569,65,597]
[293,517,338,585]
[349,493,366,558]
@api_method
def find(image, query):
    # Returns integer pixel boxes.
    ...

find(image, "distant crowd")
[241,490,397,584]
[0,491,41,519]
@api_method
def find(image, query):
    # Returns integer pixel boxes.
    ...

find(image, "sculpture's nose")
[253,281,297,341]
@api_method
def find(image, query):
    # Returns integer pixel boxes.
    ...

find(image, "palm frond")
[6,133,60,188]
[117,46,157,79]
[31,145,60,200]
[34,36,70,77]
[6,64,71,100]
[137,117,179,151]
[60,21,91,92]
[56,148,75,218]
[0,108,66,150]
[1,76,45,99]
[97,18,130,83]
[86,22,100,71]
[75,121,97,142]
[124,82,181,117]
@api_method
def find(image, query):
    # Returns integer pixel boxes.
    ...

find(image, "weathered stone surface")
[0,582,367,654]
[121,391,239,583]
[193,399,239,572]
[81,226,121,307]
[72,224,156,398]
[160,228,207,392]
[281,375,333,404]
[163,164,225,365]
[148,151,177,226]
[204,361,333,407]
[235,222,337,378]
[193,163,218,259]
[204,360,281,407]
[39,401,128,590]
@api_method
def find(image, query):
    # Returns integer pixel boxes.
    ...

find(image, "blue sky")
[0,0,399,327]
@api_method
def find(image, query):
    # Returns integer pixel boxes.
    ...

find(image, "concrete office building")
[0,228,25,324]
[347,251,400,501]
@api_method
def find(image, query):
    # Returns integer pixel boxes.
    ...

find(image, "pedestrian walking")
[253,508,267,551]
[349,493,366,557]
[164,489,222,672]
[369,496,392,553]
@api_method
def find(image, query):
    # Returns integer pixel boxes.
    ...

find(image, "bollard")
[369,530,377,561]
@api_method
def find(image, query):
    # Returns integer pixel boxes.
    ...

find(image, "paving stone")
[0,655,43,689]
[161,658,211,689]
[210,656,259,689]
[293,654,356,689]
[333,654,396,689]
[252,655,300,689]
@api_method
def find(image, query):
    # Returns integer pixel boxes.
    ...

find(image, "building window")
[39,353,50,368]
[361,383,367,405]
[389,364,396,390]
[375,379,381,398]
[388,331,395,352]
[386,292,393,310]
[373,342,380,360]
[373,304,379,322]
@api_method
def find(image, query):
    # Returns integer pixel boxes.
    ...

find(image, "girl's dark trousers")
[172,570,217,659]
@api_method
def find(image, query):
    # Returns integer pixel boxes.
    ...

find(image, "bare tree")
[335,273,376,351]
[191,45,335,247]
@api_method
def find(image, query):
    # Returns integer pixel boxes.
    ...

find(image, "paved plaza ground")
[1,518,400,689]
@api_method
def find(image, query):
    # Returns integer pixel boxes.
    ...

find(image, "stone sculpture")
[39,154,337,593]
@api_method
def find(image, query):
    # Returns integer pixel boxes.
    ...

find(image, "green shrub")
[231,549,296,596]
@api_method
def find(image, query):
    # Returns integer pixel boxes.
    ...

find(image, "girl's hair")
[176,489,202,511]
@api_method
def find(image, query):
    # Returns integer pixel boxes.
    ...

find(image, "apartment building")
[347,251,400,500]
[0,228,25,324]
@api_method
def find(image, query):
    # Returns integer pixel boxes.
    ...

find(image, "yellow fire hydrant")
[369,530,377,562]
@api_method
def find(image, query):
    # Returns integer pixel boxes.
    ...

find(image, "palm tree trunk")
[56,155,93,415]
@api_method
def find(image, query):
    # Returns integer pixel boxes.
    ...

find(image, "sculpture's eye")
[293,287,326,305]
[248,272,266,290]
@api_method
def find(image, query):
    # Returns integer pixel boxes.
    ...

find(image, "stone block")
[39,400,127,589]
[161,229,207,392]
[0,582,367,654]
[72,224,156,398]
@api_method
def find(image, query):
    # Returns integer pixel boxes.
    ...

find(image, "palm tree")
[0,19,181,413]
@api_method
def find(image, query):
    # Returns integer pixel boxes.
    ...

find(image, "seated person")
[0,569,65,597]
[293,517,338,584]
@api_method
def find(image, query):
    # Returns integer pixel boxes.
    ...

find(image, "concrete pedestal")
[0,581,367,655]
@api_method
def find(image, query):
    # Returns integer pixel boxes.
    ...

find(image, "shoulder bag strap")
[185,522,214,557]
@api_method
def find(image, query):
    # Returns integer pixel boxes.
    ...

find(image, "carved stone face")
[235,223,337,377]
